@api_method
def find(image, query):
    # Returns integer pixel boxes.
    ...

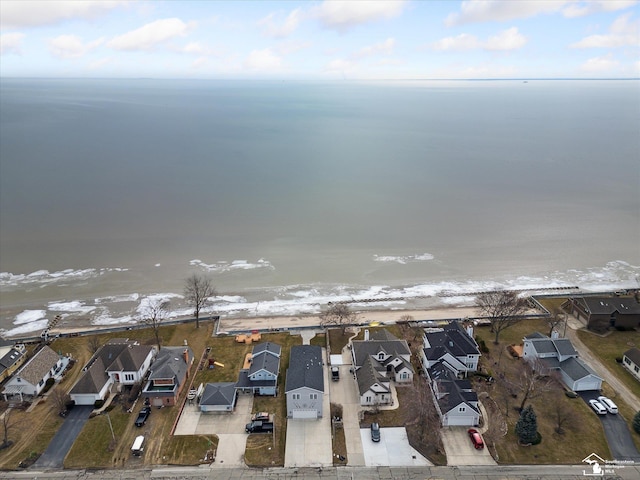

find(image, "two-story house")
[3,345,63,401]
[622,347,640,382]
[421,322,481,377]
[427,360,480,427]
[69,339,156,406]
[285,345,324,419]
[236,342,281,396]
[0,343,27,383]
[522,332,602,391]
[143,346,194,406]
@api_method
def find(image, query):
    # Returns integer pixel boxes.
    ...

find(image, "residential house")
[420,321,481,377]
[622,347,640,382]
[0,343,27,383]
[351,329,413,406]
[236,342,281,396]
[69,339,155,406]
[199,382,238,413]
[427,361,480,427]
[565,296,640,332]
[285,345,324,419]
[522,332,602,391]
[143,346,194,407]
[2,346,63,401]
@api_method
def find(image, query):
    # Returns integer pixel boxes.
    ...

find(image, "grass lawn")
[473,318,612,464]
[160,435,218,465]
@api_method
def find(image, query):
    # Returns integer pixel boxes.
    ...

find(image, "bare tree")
[87,335,102,355]
[475,290,529,344]
[50,387,71,414]
[184,274,216,329]
[553,396,579,434]
[319,303,357,334]
[509,358,558,412]
[1,408,21,449]
[140,297,169,351]
[547,306,566,337]
[405,374,442,446]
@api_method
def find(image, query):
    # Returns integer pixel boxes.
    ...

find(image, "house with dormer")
[69,339,156,406]
[0,343,27,383]
[427,360,480,426]
[143,346,194,406]
[420,322,481,377]
[352,329,413,381]
[3,345,63,401]
[523,332,602,391]
[564,296,640,332]
[236,342,281,396]
[285,345,324,419]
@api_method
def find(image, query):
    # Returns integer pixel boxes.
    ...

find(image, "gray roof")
[559,356,602,382]
[15,346,59,386]
[428,363,479,415]
[0,347,25,370]
[252,342,281,357]
[423,322,480,361]
[70,356,109,395]
[356,356,389,396]
[285,345,324,393]
[527,334,578,357]
[148,346,193,384]
[200,382,237,406]
[580,297,640,315]
[249,348,280,377]
[352,329,410,367]
[623,347,640,366]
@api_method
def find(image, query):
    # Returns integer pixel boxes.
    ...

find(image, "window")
[125,374,134,382]
[378,353,385,360]
[310,393,318,400]
[635,366,639,373]
[366,396,372,403]
[400,372,408,379]
[459,406,466,412]
[624,357,631,365]
[292,393,300,400]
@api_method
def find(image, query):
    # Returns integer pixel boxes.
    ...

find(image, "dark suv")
[370,422,381,442]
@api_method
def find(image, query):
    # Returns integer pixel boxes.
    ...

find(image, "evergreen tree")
[515,405,538,444]
[633,411,640,435]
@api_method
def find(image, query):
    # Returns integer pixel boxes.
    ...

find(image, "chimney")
[466,325,474,339]
[183,348,190,364]
[364,329,369,341]
[551,330,559,339]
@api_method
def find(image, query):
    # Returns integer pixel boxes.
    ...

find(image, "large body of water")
[1,78,638,337]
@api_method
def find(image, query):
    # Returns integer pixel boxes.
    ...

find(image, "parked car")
[245,420,274,433]
[331,366,340,381]
[597,396,618,414]
[135,406,151,427]
[370,422,381,442]
[467,428,484,449]
[589,399,607,415]
[251,412,270,421]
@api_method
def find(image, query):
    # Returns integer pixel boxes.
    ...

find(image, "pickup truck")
[135,406,151,427]
[245,420,274,433]
[331,366,340,381]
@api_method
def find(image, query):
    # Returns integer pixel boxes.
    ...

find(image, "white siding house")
[2,346,63,401]
[623,348,640,382]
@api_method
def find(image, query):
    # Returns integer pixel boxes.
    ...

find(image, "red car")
[468,428,484,449]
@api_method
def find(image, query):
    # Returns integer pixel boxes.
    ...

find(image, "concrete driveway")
[328,352,365,466]
[174,392,253,467]
[360,427,431,467]
[440,427,497,465]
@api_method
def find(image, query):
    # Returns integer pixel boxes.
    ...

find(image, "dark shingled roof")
[352,329,410,366]
[355,356,390,396]
[200,382,237,406]
[148,346,193,384]
[624,347,640,366]
[285,345,324,393]
[581,297,640,315]
[428,362,478,415]
[423,322,480,360]
[249,348,280,377]
[252,342,281,357]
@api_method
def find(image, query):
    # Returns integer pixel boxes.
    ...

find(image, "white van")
[597,396,618,414]
[131,435,145,456]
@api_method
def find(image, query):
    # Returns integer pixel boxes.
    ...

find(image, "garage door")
[444,415,477,427]
[292,409,317,419]
[575,378,601,391]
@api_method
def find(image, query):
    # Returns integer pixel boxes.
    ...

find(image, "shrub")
[94,399,105,409]
[615,356,623,364]
[633,411,640,435]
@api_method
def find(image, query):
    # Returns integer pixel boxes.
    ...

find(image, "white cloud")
[571,13,640,47]
[107,18,191,51]
[315,0,406,32]
[562,0,638,18]
[355,38,396,58]
[88,57,112,70]
[0,32,25,55]
[580,53,620,72]
[1,0,129,29]
[445,0,567,26]
[431,27,526,51]
[258,8,303,38]
[244,48,283,71]
[48,34,104,59]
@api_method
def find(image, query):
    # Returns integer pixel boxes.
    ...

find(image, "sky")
[0,0,639,79]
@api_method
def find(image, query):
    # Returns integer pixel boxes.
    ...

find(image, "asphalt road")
[32,406,93,469]
[579,391,640,462]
